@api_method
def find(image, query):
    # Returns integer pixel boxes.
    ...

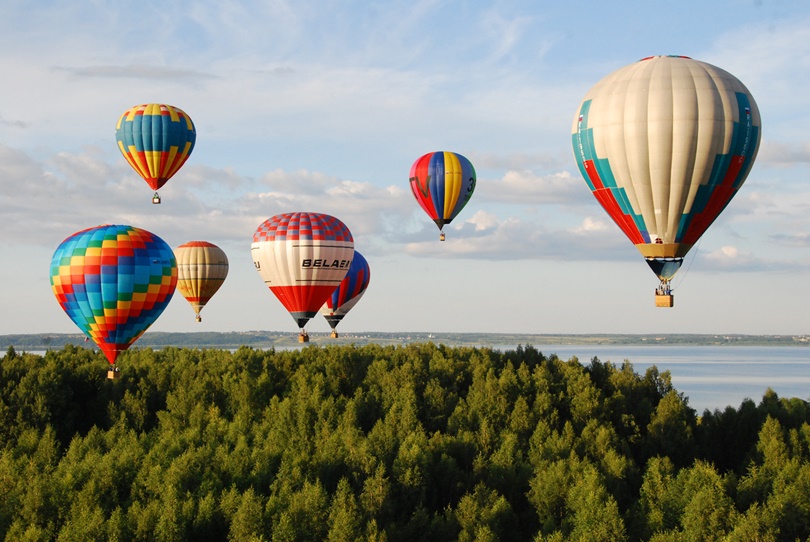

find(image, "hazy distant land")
[2,331,809,351]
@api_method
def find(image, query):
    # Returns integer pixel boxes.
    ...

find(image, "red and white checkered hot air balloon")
[251,212,354,341]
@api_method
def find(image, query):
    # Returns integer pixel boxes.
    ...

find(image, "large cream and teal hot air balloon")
[572,55,761,306]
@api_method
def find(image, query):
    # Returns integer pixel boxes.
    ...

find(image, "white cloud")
[575,216,610,233]
[477,169,592,206]
[769,232,810,248]
[756,141,810,167]
[700,245,767,272]
[465,210,500,232]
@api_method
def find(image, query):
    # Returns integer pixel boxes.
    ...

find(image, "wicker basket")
[655,294,674,308]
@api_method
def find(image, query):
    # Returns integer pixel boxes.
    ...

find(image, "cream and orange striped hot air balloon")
[174,241,228,322]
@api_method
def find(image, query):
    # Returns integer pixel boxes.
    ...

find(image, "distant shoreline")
[2,331,809,351]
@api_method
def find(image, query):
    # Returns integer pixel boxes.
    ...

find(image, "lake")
[507,344,810,414]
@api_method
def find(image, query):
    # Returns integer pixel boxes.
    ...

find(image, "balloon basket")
[152,192,161,204]
[439,232,446,241]
[298,332,309,343]
[331,330,338,338]
[655,294,674,308]
[107,367,121,380]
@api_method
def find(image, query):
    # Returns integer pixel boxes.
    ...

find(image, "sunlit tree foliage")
[1,343,808,541]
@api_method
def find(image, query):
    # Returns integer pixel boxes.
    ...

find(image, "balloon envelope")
[175,241,229,321]
[571,55,760,280]
[50,224,177,364]
[320,251,370,330]
[251,212,354,329]
[115,103,196,194]
[409,151,476,234]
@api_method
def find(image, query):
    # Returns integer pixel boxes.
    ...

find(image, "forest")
[1,342,809,541]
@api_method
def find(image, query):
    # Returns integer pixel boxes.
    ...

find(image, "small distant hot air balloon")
[115,103,196,204]
[320,251,370,338]
[50,225,177,377]
[572,55,761,307]
[251,212,354,342]
[175,241,229,322]
[409,151,476,240]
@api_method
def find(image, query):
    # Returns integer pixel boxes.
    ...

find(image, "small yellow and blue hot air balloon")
[115,103,196,204]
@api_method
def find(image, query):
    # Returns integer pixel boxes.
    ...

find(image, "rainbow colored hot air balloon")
[251,212,354,341]
[571,55,761,306]
[115,103,196,204]
[175,241,229,322]
[320,251,370,338]
[409,151,476,240]
[50,225,177,366]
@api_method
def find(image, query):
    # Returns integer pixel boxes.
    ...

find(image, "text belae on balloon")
[302,259,351,269]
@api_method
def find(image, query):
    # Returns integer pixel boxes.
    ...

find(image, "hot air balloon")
[50,225,177,377]
[409,151,476,241]
[175,241,229,322]
[115,103,196,204]
[320,251,370,338]
[251,212,354,342]
[571,55,760,307]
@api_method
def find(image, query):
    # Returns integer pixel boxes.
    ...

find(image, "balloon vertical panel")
[50,225,177,364]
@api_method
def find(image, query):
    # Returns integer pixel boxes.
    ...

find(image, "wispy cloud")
[477,170,592,206]
[55,65,219,82]
[0,115,28,129]
[756,141,810,167]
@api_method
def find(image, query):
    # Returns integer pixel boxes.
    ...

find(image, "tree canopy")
[1,343,808,541]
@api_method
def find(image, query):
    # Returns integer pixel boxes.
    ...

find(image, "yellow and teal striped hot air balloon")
[115,103,196,204]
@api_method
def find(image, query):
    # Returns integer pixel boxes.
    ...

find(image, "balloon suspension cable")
[670,238,702,292]
[655,279,673,296]
[152,192,161,204]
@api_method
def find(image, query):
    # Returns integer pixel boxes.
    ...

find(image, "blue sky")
[2,0,809,336]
